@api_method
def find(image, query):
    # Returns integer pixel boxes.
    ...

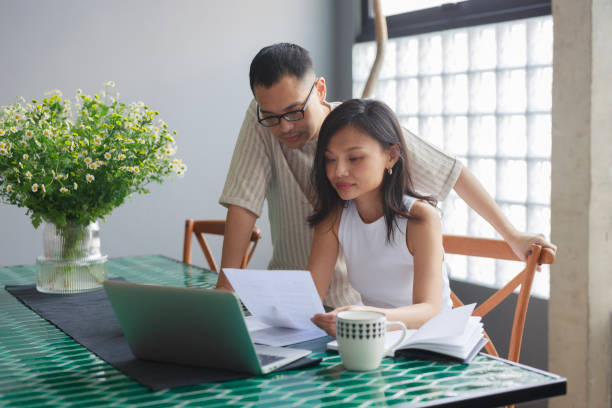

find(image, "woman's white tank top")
[338,195,452,310]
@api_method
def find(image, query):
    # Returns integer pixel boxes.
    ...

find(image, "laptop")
[103,280,312,375]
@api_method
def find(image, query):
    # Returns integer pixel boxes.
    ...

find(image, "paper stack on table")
[223,268,327,347]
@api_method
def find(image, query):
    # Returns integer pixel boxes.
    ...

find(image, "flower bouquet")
[0,82,186,293]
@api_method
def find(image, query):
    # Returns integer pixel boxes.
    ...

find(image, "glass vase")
[36,221,108,294]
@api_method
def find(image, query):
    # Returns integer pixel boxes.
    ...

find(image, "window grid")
[352,16,552,298]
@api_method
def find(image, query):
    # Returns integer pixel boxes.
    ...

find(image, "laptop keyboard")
[257,353,284,366]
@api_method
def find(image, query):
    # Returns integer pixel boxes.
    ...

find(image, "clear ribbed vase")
[36,221,108,294]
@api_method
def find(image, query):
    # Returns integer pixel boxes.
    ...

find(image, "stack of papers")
[327,304,487,363]
[223,268,327,347]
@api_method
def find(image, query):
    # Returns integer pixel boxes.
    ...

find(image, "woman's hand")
[311,305,367,337]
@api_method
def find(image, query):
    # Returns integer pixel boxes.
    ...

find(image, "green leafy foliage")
[0,83,186,228]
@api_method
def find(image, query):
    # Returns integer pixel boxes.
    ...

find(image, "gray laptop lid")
[104,280,272,374]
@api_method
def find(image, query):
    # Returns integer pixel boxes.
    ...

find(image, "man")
[217,43,555,308]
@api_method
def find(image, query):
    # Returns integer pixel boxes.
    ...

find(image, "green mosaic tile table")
[0,255,566,407]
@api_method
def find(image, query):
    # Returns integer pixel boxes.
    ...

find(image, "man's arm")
[453,166,557,261]
[215,205,258,290]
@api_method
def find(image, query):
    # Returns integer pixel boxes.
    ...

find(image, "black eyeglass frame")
[256,79,318,127]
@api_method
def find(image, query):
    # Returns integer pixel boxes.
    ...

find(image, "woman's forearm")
[357,303,441,330]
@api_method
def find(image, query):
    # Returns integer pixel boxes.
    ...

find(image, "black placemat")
[5,282,323,390]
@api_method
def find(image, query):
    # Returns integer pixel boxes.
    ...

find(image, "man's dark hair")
[249,43,314,92]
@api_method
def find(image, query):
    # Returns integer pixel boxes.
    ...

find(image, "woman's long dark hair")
[308,98,436,242]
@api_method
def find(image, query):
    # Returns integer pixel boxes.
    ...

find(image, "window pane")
[444,74,468,114]
[419,75,443,114]
[420,116,444,149]
[470,72,497,113]
[443,31,469,73]
[528,67,552,111]
[469,26,497,70]
[444,116,468,156]
[419,34,443,75]
[352,43,375,81]
[397,78,419,115]
[397,37,419,76]
[469,115,496,156]
[497,69,526,113]
[498,115,527,158]
[528,114,552,158]
[528,160,551,204]
[528,17,553,65]
[498,21,527,68]
[497,159,527,202]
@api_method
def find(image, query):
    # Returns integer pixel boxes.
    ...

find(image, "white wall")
[0,0,336,269]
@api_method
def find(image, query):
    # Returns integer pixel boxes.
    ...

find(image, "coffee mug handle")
[384,321,407,356]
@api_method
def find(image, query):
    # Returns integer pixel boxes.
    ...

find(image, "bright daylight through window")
[353,15,553,297]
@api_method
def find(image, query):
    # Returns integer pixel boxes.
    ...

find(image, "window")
[353,3,553,297]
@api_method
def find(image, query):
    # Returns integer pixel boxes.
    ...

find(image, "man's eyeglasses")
[257,80,317,127]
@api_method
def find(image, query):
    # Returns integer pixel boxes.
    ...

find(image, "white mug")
[336,310,407,371]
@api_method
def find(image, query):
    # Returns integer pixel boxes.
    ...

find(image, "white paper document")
[245,316,327,347]
[224,268,327,346]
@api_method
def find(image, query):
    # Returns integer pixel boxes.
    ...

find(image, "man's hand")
[216,205,258,290]
[507,232,557,271]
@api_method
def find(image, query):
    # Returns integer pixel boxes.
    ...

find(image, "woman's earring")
[387,167,393,175]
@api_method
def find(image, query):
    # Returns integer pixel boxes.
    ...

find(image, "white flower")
[118,154,126,160]
[7,185,13,192]
[88,162,98,170]
[60,187,68,193]
[84,157,92,164]
[104,152,112,160]
[20,140,27,147]
[86,174,94,183]
[31,183,39,192]
[24,130,33,138]
[23,154,29,160]
[25,171,32,179]
[0,148,6,156]
[73,182,78,190]
[10,126,17,133]
[0,129,5,136]
[42,129,51,137]
[34,140,41,147]
[133,167,140,174]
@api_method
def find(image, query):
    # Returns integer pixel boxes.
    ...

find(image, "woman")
[307,99,452,336]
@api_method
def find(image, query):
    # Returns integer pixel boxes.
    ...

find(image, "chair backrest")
[183,219,262,272]
[443,235,556,363]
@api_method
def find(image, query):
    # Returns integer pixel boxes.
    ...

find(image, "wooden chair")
[443,235,556,363]
[183,219,262,272]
